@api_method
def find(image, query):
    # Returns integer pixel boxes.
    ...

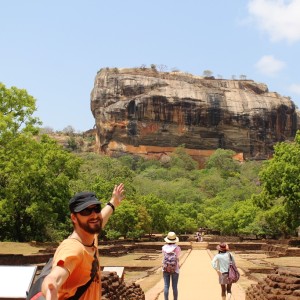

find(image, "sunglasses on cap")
[78,204,101,216]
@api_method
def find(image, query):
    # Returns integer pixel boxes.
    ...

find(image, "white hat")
[164,232,179,244]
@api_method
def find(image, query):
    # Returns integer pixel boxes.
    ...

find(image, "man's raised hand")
[112,183,125,206]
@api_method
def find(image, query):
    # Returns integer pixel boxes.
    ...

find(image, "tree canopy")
[1,83,299,241]
[0,84,81,241]
[0,83,41,139]
[253,132,300,234]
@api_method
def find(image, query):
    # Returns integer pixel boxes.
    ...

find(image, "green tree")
[203,70,213,77]
[180,203,199,219]
[205,149,240,178]
[140,194,169,233]
[67,136,78,151]
[207,209,238,235]
[232,199,260,235]
[136,205,152,237]
[0,84,82,241]
[71,154,136,201]
[165,212,186,234]
[251,202,289,238]
[169,146,198,171]
[196,212,207,228]
[254,131,300,232]
[62,125,75,135]
[150,64,157,72]
[165,211,197,234]
[0,83,41,139]
[0,135,81,241]
[106,200,139,238]
[198,169,225,198]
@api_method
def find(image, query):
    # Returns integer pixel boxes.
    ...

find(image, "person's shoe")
[227,292,232,300]
[222,296,226,300]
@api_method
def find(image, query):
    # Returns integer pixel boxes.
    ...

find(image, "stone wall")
[246,267,300,300]
[207,242,265,251]
[99,244,135,256]
[261,244,289,257]
[0,253,53,265]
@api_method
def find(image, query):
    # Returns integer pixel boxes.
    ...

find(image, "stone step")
[191,242,208,250]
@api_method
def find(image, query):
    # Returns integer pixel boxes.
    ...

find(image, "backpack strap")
[68,275,95,300]
[68,250,98,299]
[168,245,177,253]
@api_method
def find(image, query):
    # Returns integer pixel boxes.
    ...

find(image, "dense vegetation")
[0,83,299,242]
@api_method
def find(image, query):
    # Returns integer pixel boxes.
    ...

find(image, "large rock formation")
[90,67,299,164]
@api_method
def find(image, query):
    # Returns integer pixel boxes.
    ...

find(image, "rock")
[246,267,300,300]
[91,68,299,164]
[101,270,145,299]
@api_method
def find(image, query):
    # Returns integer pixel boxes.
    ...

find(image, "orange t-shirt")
[52,238,101,300]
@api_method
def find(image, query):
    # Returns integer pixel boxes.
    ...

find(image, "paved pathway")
[145,243,245,300]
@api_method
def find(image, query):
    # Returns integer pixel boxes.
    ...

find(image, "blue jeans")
[163,271,179,300]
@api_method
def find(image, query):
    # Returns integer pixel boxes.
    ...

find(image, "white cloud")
[248,0,300,43]
[255,55,286,76]
[289,83,300,95]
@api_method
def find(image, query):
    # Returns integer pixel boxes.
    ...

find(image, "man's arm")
[101,183,125,228]
[42,266,69,300]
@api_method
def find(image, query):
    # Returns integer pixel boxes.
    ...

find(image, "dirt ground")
[0,242,46,255]
[114,249,300,297]
[100,246,300,296]
[1,241,299,298]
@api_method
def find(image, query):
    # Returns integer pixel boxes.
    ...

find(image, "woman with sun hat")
[211,242,235,300]
[162,231,181,300]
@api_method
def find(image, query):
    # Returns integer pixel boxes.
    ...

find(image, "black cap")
[69,192,101,213]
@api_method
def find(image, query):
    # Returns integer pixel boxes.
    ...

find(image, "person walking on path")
[200,231,204,242]
[162,232,181,300]
[41,183,125,300]
[211,242,235,300]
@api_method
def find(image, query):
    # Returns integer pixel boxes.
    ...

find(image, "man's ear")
[71,213,78,224]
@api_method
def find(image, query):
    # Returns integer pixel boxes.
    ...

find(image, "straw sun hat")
[164,232,179,244]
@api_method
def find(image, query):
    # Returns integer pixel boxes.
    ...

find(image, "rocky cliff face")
[90,68,299,163]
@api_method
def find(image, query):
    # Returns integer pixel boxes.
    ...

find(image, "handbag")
[228,253,240,283]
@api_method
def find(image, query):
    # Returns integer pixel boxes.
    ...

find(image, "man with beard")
[41,183,125,300]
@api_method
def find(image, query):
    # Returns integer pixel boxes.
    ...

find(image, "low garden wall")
[0,253,53,265]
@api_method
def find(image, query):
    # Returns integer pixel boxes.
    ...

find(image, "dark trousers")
[163,271,179,300]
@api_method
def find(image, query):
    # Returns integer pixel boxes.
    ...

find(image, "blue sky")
[1,0,300,132]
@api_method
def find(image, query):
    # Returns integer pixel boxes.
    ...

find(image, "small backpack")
[26,258,53,300]
[163,249,178,273]
[27,254,97,300]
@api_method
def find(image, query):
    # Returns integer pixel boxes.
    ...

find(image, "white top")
[211,252,235,273]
